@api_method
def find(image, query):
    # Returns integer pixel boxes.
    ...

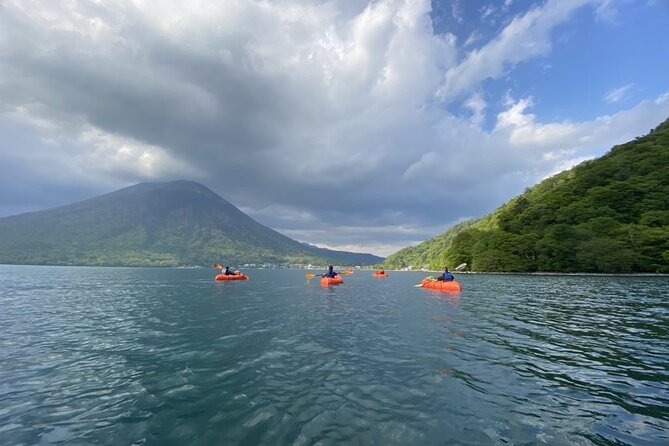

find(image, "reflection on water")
[0,266,667,445]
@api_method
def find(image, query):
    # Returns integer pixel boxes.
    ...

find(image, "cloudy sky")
[1,0,668,256]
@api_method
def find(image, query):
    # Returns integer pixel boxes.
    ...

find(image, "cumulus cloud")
[497,92,669,152]
[0,0,667,256]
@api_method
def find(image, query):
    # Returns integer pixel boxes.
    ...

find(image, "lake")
[0,265,667,445]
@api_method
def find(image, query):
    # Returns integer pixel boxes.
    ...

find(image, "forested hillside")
[383,118,669,273]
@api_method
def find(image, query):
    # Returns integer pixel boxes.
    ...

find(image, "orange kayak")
[372,272,389,277]
[421,278,461,291]
[215,271,249,281]
[320,276,344,286]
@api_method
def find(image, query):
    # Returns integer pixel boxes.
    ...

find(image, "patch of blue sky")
[445,1,669,131]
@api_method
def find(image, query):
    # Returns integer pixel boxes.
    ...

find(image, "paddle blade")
[214,263,223,269]
[305,273,316,280]
[455,263,467,271]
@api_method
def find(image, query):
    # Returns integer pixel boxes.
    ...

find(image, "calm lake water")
[1,265,667,445]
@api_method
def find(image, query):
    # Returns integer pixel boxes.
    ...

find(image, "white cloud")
[76,128,202,180]
[604,83,634,103]
[496,95,536,130]
[494,92,669,157]
[464,91,487,127]
[437,0,597,101]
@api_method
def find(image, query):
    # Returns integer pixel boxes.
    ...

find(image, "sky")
[1,0,668,257]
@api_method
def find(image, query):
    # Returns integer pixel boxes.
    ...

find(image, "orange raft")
[372,272,389,278]
[320,276,344,286]
[215,271,249,281]
[421,278,462,292]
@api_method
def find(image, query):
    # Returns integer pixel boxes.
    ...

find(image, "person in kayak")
[322,265,339,278]
[223,266,236,276]
[376,268,385,275]
[434,267,454,282]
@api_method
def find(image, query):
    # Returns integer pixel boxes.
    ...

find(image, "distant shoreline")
[386,270,669,277]
[2,263,668,277]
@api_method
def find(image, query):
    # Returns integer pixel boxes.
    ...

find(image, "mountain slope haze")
[0,181,383,267]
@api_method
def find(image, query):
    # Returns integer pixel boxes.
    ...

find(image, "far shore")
[2,263,668,277]
[384,269,669,277]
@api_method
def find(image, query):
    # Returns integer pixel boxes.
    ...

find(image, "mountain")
[383,117,669,273]
[0,180,383,267]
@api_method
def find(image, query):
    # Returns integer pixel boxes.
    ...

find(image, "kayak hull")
[372,273,389,278]
[320,276,344,286]
[215,273,249,281]
[421,278,461,291]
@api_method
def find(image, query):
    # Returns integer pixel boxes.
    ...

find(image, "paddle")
[455,263,467,271]
[305,270,353,280]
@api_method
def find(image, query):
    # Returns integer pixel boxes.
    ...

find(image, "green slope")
[0,180,383,267]
[383,117,669,273]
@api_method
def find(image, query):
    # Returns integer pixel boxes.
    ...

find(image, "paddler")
[223,266,236,276]
[434,267,454,282]
[322,265,339,278]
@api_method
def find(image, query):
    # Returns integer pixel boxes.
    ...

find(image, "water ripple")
[1,267,667,445]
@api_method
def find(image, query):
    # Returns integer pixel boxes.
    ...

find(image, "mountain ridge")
[0,180,383,267]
